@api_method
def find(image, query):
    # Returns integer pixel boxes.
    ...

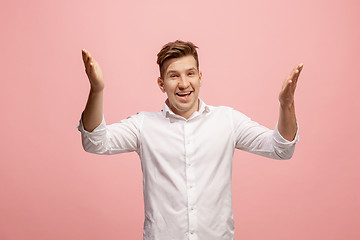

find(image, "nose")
[178,75,190,90]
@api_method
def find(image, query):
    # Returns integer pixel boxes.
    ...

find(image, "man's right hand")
[82,49,104,92]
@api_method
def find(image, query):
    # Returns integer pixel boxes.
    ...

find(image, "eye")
[188,71,195,76]
[170,74,178,78]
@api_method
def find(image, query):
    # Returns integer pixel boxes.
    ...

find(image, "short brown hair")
[157,40,199,77]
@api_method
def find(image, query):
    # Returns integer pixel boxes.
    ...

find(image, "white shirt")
[77,99,299,240]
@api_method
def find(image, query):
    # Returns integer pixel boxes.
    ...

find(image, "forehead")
[163,55,198,74]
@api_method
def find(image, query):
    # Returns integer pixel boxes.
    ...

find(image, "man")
[78,40,303,240]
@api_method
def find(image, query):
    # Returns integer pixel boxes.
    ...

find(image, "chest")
[139,113,234,161]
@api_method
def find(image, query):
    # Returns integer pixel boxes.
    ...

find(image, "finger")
[286,70,295,85]
[284,66,297,86]
[83,49,94,66]
[89,60,94,69]
[292,69,300,85]
[292,63,304,85]
[82,50,92,68]
[282,79,291,92]
[82,55,95,77]
[82,49,88,64]
[289,66,298,79]
[290,79,297,93]
[288,63,303,85]
[285,79,298,98]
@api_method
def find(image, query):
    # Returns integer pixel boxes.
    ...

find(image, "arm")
[78,49,142,155]
[81,49,104,132]
[277,63,304,141]
[232,109,297,160]
[232,64,303,159]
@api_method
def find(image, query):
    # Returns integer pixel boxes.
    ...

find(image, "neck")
[165,99,200,119]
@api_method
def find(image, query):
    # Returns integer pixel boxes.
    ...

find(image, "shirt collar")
[162,98,210,119]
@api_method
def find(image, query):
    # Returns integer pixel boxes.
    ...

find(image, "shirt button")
[190,230,194,234]
[191,207,194,211]
[189,185,193,189]
[187,162,192,166]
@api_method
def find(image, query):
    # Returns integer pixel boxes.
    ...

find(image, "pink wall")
[1,0,359,239]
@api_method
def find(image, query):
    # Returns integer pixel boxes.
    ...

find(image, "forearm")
[82,89,103,132]
[80,49,105,132]
[278,102,297,141]
[277,63,303,141]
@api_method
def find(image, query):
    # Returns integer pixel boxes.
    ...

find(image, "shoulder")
[207,105,245,116]
[206,105,251,124]
[133,110,166,124]
[207,104,233,113]
[137,110,163,118]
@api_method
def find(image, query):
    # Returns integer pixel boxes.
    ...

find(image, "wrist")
[90,84,104,94]
[279,100,295,110]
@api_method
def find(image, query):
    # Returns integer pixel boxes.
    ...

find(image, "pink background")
[1,0,359,239]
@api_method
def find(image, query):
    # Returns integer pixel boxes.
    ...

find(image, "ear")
[199,71,203,87]
[157,77,166,93]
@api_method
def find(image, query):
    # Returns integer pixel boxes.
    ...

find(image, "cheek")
[164,82,176,91]
[194,79,201,88]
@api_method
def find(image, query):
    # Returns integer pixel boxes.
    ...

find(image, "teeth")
[177,92,191,96]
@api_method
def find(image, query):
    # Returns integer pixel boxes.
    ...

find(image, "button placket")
[184,122,198,240]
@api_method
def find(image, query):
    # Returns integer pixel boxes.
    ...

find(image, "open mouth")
[176,91,192,97]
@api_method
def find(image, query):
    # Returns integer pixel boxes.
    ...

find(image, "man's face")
[158,55,202,119]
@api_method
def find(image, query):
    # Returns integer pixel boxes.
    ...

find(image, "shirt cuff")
[77,113,107,141]
[273,122,299,145]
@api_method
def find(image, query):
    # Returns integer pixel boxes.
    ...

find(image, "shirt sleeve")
[231,109,299,160]
[77,112,144,155]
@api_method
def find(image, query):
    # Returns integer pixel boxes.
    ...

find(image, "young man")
[78,40,303,240]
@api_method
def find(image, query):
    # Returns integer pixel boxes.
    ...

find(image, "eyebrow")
[166,67,197,75]
[166,70,178,75]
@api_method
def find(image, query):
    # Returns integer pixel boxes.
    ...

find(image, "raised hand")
[279,63,304,107]
[82,49,104,92]
[277,63,304,141]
